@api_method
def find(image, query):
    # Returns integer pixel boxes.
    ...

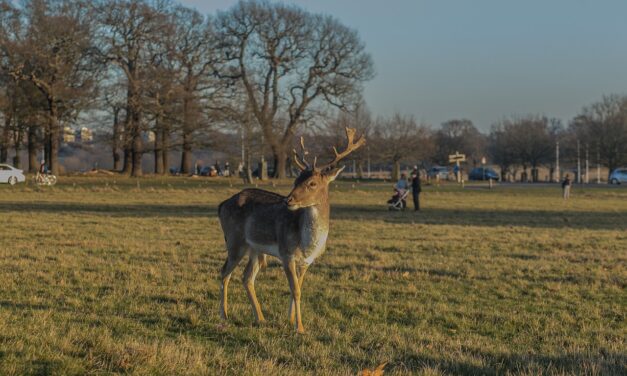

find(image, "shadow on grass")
[0,201,218,218]
[1,201,625,230]
[332,204,627,230]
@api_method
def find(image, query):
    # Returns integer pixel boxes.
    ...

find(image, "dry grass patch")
[0,177,625,375]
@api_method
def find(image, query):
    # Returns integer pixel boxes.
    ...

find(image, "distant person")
[411,169,421,211]
[453,164,460,182]
[395,173,408,191]
[215,161,222,176]
[562,174,572,200]
[224,161,230,177]
[36,159,46,182]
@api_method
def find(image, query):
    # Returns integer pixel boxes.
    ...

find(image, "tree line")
[1,0,625,179]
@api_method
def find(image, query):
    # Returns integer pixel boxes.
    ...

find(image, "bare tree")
[167,7,228,174]
[96,0,171,177]
[490,115,558,182]
[371,112,432,180]
[3,0,97,175]
[99,73,127,171]
[488,122,518,181]
[434,119,486,166]
[216,0,374,178]
[570,95,627,178]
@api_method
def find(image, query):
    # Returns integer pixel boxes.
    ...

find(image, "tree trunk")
[392,160,401,181]
[28,125,38,173]
[49,104,60,175]
[531,165,539,182]
[1,114,12,163]
[131,131,143,177]
[180,132,193,174]
[13,129,23,169]
[121,111,133,175]
[112,108,122,171]
[12,152,20,169]
[44,123,51,170]
[154,125,164,175]
[357,160,364,179]
[113,148,122,171]
[271,148,287,179]
[162,126,169,174]
[122,148,132,174]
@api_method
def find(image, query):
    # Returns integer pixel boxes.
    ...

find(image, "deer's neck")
[300,201,330,265]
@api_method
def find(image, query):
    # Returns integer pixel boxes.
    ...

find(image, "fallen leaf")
[359,362,387,376]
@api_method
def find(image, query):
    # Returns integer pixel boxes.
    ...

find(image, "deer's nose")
[285,196,295,205]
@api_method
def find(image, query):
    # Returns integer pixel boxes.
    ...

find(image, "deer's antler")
[318,127,366,171]
[292,136,311,171]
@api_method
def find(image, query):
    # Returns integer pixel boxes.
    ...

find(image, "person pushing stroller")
[388,173,409,210]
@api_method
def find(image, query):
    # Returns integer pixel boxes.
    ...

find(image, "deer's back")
[218,189,330,263]
[218,188,286,215]
[218,189,293,243]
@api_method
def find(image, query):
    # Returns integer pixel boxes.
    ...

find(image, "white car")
[0,164,26,185]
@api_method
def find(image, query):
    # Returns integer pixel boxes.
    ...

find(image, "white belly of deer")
[244,219,281,258]
[247,240,281,258]
[301,207,329,265]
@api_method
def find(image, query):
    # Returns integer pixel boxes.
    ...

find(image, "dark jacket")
[411,174,421,193]
[562,177,571,188]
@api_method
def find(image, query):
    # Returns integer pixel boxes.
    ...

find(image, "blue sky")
[181,0,627,131]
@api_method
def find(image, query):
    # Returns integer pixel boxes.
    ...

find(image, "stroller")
[387,188,409,211]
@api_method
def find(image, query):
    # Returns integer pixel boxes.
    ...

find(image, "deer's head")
[285,128,365,211]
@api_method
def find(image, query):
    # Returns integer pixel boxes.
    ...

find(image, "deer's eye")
[308,181,317,188]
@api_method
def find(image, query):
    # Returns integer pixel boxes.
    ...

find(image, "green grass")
[0,177,625,375]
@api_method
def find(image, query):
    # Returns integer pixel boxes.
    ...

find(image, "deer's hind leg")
[243,251,265,323]
[220,241,247,320]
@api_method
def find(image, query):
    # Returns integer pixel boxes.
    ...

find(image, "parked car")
[427,166,450,180]
[609,168,627,184]
[0,164,26,185]
[468,167,499,181]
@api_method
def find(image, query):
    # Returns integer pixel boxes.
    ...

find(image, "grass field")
[0,176,625,375]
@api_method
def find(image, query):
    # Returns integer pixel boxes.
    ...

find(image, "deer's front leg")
[283,259,305,334]
[290,263,309,325]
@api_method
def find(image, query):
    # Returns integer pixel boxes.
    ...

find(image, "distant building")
[63,126,75,143]
[76,127,93,143]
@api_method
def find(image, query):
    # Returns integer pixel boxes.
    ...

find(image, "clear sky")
[180,0,627,131]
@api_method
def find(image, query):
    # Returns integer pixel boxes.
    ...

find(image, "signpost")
[449,152,466,183]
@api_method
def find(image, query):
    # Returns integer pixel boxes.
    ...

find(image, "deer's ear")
[324,165,345,182]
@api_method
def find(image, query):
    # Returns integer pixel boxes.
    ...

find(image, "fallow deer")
[217,127,365,333]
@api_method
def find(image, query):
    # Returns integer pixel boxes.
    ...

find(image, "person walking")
[411,166,421,211]
[562,174,572,200]
[36,159,46,183]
